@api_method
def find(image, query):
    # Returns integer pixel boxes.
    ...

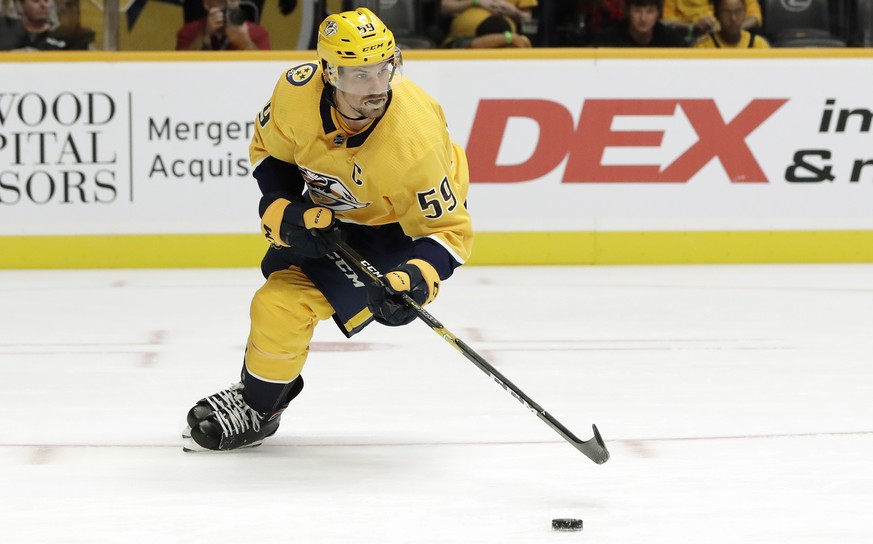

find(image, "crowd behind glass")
[0,0,866,52]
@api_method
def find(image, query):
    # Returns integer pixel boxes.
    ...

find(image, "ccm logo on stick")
[467,98,787,183]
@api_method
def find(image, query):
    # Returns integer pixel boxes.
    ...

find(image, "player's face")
[628,5,659,35]
[716,0,746,39]
[335,87,388,120]
[334,61,395,119]
[337,61,394,95]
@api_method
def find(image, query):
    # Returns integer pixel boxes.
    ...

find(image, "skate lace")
[206,384,261,437]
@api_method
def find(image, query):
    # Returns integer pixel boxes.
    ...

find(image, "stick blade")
[573,424,610,464]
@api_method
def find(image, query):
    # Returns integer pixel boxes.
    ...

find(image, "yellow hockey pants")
[244,267,335,382]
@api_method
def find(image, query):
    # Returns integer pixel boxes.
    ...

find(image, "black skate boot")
[183,377,303,452]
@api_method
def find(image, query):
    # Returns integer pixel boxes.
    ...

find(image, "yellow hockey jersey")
[663,0,762,26]
[250,63,473,275]
[694,30,770,49]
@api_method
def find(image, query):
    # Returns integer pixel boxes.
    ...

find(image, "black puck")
[552,518,583,531]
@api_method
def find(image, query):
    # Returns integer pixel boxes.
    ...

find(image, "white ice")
[1,264,871,543]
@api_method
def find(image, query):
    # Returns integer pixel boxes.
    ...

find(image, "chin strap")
[324,84,368,122]
[337,110,368,122]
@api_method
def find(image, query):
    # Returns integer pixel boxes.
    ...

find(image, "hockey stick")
[319,229,609,464]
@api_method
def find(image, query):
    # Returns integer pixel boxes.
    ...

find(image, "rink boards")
[1,49,873,267]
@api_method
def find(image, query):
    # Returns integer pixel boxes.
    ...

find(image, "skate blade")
[181,429,265,453]
[182,439,265,452]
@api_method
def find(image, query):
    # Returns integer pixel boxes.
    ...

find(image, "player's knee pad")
[246,268,334,381]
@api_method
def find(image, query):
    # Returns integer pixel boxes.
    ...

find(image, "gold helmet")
[317,8,403,94]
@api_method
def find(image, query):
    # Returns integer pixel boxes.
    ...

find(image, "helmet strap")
[329,86,370,122]
[338,110,369,122]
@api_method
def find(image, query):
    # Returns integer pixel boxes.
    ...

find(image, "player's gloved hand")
[260,197,335,258]
[368,259,440,327]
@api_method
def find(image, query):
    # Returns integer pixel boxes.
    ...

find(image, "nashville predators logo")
[298,166,369,212]
[286,63,317,86]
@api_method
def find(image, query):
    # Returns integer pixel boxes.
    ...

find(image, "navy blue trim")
[411,237,460,280]
[319,86,336,135]
[254,157,305,215]
[240,364,304,414]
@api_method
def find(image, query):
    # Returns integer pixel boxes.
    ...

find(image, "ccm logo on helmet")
[362,43,385,52]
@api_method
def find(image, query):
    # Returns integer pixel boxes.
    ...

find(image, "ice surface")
[1,264,871,543]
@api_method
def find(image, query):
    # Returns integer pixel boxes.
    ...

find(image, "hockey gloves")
[368,259,440,327]
[260,197,335,258]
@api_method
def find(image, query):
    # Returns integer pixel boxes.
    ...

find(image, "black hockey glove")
[367,259,440,327]
[260,197,335,258]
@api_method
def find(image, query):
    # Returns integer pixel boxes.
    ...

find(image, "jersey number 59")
[417,177,457,219]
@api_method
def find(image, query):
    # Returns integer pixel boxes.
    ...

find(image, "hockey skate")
[183,380,297,452]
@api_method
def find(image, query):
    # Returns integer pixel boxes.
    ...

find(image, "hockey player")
[183,8,473,451]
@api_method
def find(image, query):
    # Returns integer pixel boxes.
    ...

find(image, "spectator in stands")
[52,0,94,49]
[545,0,625,46]
[694,0,769,48]
[0,0,66,50]
[593,0,687,47]
[662,0,761,43]
[177,0,271,50]
[183,0,296,24]
[582,0,626,39]
[441,0,536,48]
[0,1,17,46]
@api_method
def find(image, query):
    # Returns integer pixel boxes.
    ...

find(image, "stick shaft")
[322,230,609,464]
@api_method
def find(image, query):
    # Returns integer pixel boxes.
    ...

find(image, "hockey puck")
[552,518,583,531]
